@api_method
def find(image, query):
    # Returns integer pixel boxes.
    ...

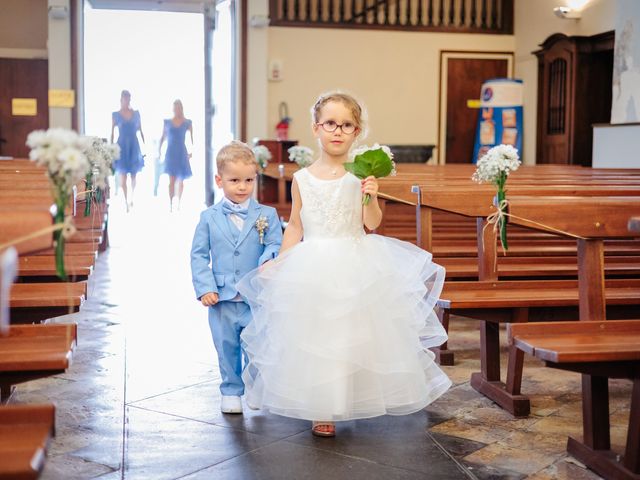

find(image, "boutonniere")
[255,216,269,245]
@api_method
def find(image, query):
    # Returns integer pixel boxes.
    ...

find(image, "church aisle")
[11,180,629,480]
[13,187,469,479]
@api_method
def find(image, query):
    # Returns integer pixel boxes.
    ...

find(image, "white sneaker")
[221,395,243,414]
[246,399,260,411]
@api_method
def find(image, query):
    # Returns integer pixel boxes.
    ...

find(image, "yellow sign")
[467,99,481,109]
[49,89,75,108]
[11,98,38,116]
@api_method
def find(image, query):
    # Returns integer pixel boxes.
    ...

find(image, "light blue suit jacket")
[190,199,282,301]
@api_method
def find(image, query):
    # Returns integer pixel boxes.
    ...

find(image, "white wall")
[47,0,73,128]
[264,28,515,155]
[0,0,48,58]
[593,124,640,167]
[246,0,270,142]
[514,0,617,163]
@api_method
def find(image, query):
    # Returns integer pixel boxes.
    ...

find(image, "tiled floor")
[11,183,632,479]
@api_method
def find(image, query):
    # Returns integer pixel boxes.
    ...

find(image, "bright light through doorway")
[83,5,205,212]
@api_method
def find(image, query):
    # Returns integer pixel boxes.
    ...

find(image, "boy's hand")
[201,292,219,306]
[361,176,379,200]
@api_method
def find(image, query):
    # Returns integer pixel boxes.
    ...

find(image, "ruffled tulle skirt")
[237,234,451,421]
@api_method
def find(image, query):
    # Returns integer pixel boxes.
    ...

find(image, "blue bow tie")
[222,202,248,219]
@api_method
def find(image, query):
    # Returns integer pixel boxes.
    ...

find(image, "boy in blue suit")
[191,141,282,414]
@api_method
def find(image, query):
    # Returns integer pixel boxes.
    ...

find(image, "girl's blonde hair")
[311,91,368,138]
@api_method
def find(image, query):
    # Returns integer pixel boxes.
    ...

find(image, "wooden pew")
[9,283,86,323]
[0,404,56,479]
[508,320,640,480]
[0,169,105,279]
[0,323,78,401]
[0,246,75,478]
[0,207,55,256]
[18,255,94,282]
[412,191,640,416]
[506,218,640,479]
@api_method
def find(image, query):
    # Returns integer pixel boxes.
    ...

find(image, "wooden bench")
[18,255,94,282]
[0,404,56,480]
[438,255,640,279]
[0,207,55,256]
[0,323,78,402]
[9,283,86,324]
[0,245,75,479]
[508,320,640,480]
[412,192,640,416]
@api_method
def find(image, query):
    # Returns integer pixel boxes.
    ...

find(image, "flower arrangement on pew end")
[288,145,314,168]
[472,144,521,250]
[26,128,91,279]
[252,145,272,173]
[344,144,396,205]
[82,137,120,216]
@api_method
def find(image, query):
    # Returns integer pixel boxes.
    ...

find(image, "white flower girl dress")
[237,168,451,421]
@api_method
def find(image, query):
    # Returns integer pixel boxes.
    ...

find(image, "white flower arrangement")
[471,144,521,250]
[252,145,272,171]
[27,128,91,193]
[82,137,120,189]
[472,144,521,184]
[287,145,315,168]
[26,128,92,279]
[351,143,394,161]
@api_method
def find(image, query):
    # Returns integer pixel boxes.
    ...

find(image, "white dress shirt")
[223,196,251,231]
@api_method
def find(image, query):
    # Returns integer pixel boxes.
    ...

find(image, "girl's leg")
[120,173,129,211]
[168,176,176,211]
[177,179,184,210]
[130,174,137,207]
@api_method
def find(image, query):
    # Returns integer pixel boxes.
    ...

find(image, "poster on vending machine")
[472,78,523,163]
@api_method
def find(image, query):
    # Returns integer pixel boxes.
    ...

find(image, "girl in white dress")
[237,92,450,437]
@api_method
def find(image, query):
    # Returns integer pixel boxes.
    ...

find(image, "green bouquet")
[343,144,396,205]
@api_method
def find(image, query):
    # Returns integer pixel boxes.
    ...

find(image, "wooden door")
[445,58,509,163]
[537,39,574,164]
[0,58,49,158]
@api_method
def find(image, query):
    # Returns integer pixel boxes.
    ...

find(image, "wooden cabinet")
[257,139,297,164]
[534,32,614,166]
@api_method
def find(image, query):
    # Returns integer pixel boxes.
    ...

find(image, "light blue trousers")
[208,301,251,396]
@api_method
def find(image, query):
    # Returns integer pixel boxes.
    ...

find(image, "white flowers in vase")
[472,144,521,250]
[472,144,521,184]
[252,145,272,172]
[81,137,120,216]
[83,137,120,189]
[27,128,91,192]
[27,128,91,279]
[287,145,315,168]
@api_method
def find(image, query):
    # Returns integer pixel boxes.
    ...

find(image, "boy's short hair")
[216,141,258,174]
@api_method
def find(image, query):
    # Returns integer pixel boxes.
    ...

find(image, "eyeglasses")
[316,120,357,135]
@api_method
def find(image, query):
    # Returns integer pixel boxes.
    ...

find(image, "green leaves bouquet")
[344,144,396,205]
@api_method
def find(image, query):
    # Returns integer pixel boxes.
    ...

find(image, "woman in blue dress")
[159,99,193,211]
[110,90,145,211]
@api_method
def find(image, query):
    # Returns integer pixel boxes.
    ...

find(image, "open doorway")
[84,5,204,212]
[83,0,237,212]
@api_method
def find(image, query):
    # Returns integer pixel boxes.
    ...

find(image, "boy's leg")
[237,302,252,370]
[208,302,244,396]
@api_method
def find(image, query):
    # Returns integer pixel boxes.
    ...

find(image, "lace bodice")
[294,168,365,240]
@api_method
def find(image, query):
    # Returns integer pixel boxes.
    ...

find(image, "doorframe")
[437,50,515,164]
